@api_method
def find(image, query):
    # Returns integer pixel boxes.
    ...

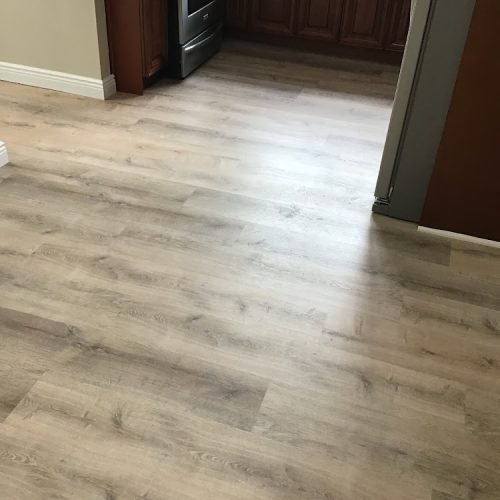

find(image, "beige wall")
[0,0,110,79]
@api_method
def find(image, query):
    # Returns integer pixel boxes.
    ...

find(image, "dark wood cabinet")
[340,0,389,49]
[296,0,343,42]
[225,0,410,61]
[106,0,168,94]
[250,0,297,36]
[226,0,249,29]
[386,0,412,51]
[142,0,168,78]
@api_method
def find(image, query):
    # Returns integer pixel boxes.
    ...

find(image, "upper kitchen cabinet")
[340,0,390,49]
[250,0,297,36]
[226,0,249,30]
[296,0,343,42]
[386,0,412,51]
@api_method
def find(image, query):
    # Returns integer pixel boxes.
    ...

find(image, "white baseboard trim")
[0,142,8,168]
[418,226,500,249]
[0,61,116,100]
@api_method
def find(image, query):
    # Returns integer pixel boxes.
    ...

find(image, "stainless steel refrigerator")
[373,0,477,222]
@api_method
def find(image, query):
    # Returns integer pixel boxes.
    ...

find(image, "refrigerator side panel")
[374,0,476,222]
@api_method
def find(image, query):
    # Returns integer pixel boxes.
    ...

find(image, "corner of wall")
[94,0,112,80]
[0,0,116,99]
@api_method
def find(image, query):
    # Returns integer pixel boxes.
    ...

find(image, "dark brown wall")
[420,0,500,241]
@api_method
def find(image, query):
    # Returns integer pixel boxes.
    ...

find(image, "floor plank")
[0,41,499,499]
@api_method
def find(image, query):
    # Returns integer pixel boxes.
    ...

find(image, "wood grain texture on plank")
[0,41,499,500]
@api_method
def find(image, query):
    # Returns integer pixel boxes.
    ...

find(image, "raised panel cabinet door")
[141,0,167,78]
[340,0,390,49]
[297,0,343,41]
[386,0,411,51]
[226,0,249,30]
[251,0,297,35]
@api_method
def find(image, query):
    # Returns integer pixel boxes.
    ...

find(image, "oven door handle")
[184,29,219,54]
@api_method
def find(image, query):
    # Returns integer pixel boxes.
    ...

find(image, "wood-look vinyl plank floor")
[0,41,499,499]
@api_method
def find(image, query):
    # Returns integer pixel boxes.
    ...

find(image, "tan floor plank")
[0,41,499,499]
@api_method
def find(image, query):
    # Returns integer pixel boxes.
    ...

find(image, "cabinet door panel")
[340,0,389,49]
[297,0,343,41]
[142,0,167,78]
[251,0,296,35]
[386,0,411,51]
[226,0,249,30]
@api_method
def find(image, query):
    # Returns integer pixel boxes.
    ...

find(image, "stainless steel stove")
[169,0,223,78]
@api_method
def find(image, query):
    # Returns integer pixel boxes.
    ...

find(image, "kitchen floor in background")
[0,41,499,500]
